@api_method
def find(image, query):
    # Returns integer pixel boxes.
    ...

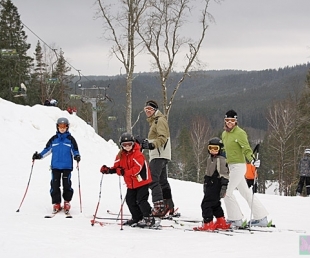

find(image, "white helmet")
[304,149,310,155]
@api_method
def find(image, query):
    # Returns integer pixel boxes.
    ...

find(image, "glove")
[116,168,125,176]
[251,159,260,168]
[100,165,110,174]
[220,185,227,198]
[134,135,144,145]
[142,139,155,150]
[32,151,42,160]
[74,155,81,162]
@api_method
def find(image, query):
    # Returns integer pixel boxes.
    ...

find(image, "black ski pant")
[149,158,174,209]
[50,169,73,204]
[296,176,310,195]
[202,175,224,223]
[126,184,152,221]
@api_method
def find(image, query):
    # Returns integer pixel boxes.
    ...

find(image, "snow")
[0,97,309,258]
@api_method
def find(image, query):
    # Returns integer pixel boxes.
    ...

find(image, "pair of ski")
[91,218,162,230]
[44,209,72,219]
[105,208,181,220]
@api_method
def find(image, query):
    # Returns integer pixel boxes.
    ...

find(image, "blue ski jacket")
[40,131,80,170]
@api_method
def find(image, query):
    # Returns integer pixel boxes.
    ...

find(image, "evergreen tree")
[296,68,310,145]
[29,40,48,105]
[52,49,72,109]
[0,0,32,103]
[174,127,196,182]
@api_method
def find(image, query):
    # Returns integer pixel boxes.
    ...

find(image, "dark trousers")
[149,158,174,208]
[50,169,73,204]
[126,184,152,221]
[296,176,310,195]
[201,175,224,223]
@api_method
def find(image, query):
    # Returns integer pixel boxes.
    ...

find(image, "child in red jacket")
[100,132,157,228]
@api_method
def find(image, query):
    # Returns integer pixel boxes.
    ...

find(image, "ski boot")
[123,218,140,227]
[214,217,231,230]
[53,203,61,213]
[248,216,268,227]
[152,200,168,217]
[136,216,158,228]
[193,221,216,231]
[63,201,71,213]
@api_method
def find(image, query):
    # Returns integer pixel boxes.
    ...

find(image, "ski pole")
[76,163,82,213]
[16,160,35,212]
[118,176,124,230]
[91,173,104,226]
[249,144,260,228]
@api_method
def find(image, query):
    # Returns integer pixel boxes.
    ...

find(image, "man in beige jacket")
[142,100,175,217]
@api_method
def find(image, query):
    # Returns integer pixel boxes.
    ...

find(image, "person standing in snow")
[221,110,269,227]
[32,117,80,213]
[296,148,310,197]
[193,137,231,231]
[100,133,156,228]
[141,100,176,217]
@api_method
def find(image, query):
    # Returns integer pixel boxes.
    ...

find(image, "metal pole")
[90,98,98,133]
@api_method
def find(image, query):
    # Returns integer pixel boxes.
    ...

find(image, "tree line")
[1,0,310,196]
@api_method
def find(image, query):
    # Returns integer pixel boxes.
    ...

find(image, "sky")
[0,97,310,257]
[9,0,310,77]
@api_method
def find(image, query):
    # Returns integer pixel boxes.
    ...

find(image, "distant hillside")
[71,63,310,141]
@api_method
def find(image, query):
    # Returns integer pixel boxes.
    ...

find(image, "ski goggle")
[224,118,237,123]
[57,123,68,129]
[144,106,155,112]
[121,142,134,148]
[208,145,220,152]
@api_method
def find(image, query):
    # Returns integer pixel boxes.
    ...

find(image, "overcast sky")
[11,0,310,76]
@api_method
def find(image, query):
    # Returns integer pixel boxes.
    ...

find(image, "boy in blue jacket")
[32,117,80,213]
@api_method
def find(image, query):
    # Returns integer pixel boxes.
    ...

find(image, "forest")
[1,0,310,196]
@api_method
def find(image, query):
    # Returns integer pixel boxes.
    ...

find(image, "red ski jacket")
[111,143,152,189]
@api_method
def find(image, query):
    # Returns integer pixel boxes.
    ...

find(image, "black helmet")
[119,132,135,145]
[208,137,224,154]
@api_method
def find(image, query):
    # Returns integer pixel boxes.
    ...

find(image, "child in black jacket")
[193,137,230,231]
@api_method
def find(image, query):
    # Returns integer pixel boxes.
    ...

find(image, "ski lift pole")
[16,160,35,212]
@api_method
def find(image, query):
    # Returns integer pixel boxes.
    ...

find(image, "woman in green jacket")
[222,110,269,227]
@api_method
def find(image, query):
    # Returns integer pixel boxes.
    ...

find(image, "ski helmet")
[56,117,69,131]
[119,132,135,145]
[208,137,224,154]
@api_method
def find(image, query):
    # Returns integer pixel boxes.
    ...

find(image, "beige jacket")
[146,110,171,161]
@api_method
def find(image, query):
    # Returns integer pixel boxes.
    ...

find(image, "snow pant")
[246,178,258,193]
[296,176,310,195]
[126,184,152,221]
[50,169,73,204]
[224,163,268,221]
[149,158,174,209]
[201,175,224,223]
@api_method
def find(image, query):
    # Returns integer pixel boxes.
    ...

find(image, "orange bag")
[245,163,257,180]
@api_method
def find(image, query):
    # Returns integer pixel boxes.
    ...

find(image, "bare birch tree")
[190,116,210,182]
[136,0,215,118]
[97,0,148,133]
[266,100,296,195]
